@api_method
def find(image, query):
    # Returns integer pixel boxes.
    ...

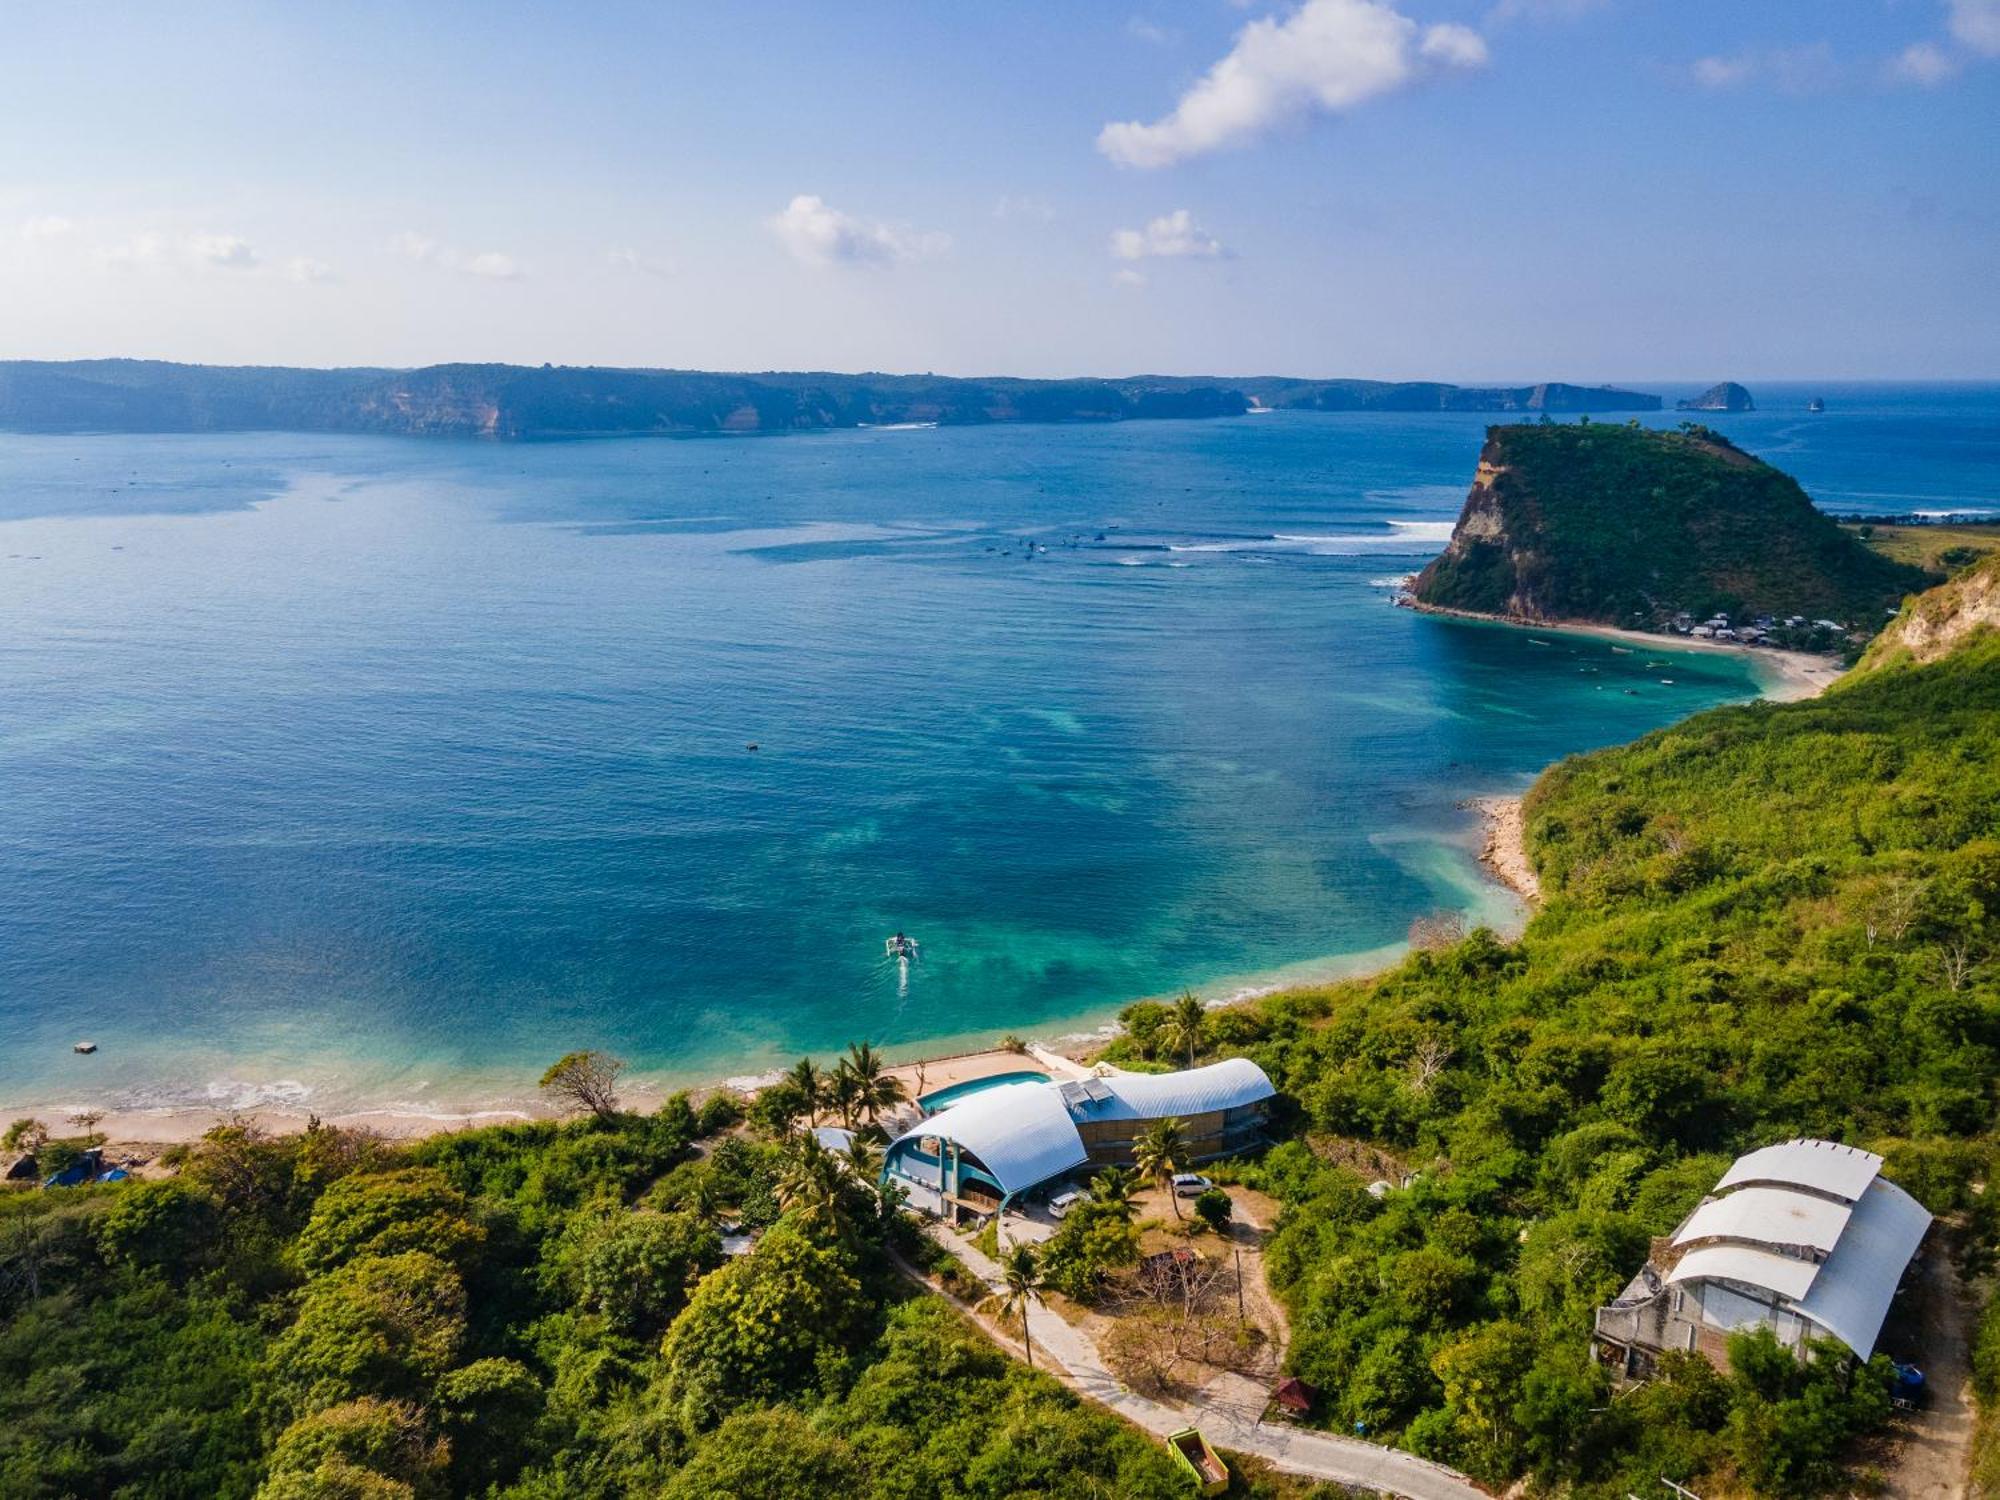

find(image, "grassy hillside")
[1412,421,1931,631]
[1112,629,2000,1495]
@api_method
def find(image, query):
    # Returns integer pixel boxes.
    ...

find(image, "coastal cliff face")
[1855,551,2000,672]
[1411,422,1930,630]
[1676,381,1755,412]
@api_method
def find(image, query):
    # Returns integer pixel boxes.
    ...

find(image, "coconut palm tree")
[776,1131,850,1241]
[843,1040,908,1127]
[1090,1164,1138,1219]
[1134,1116,1190,1220]
[998,1242,1044,1368]
[785,1057,826,1128]
[826,1060,863,1131]
[1167,991,1207,1068]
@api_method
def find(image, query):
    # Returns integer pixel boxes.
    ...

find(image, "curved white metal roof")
[1072,1058,1276,1124]
[1716,1139,1882,1204]
[1667,1244,1821,1302]
[1791,1176,1931,1359]
[1673,1187,1852,1256]
[885,1082,1088,1198]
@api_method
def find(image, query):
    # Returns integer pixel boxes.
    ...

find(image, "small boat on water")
[886,932,920,962]
[1808,396,1826,414]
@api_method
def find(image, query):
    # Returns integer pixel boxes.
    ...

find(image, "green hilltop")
[1412,421,1932,633]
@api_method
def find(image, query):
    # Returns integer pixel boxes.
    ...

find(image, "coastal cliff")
[0,359,1658,438]
[1410,421,1930,631]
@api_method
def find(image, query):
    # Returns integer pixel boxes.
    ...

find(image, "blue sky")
[1,0,1995,379]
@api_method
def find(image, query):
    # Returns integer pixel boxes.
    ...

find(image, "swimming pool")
[917,1069,1050,1112]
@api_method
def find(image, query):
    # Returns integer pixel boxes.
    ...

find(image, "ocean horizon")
[2,381,1995,1118]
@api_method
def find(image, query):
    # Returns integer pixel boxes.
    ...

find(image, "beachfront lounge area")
[883,1057,1275,1222]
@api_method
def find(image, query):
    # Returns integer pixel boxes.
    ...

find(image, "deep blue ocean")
[1,382,1994,1115]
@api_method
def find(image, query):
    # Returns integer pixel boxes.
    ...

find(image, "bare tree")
[1407,1036,1455,1096]
[1935,937,1981,993]
[538,1050,625,1119]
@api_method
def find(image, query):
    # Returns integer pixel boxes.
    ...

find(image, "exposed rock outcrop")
[1855,552,2000,672]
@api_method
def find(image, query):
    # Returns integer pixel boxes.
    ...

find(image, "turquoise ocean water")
[0,383,1993,1114]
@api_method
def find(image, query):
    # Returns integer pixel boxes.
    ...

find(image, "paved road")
[933,1226,1487,1500]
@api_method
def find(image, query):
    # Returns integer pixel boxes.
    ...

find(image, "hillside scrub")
[1104,633,2000,1495]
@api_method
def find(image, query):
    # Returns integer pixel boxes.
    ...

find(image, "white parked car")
[1171,1173,1214,1198]
[1049,1189,1085,1219]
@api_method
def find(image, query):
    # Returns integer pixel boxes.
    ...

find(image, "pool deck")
[883,1045,1090,1109]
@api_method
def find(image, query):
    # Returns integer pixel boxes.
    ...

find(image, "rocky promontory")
[1676,381,1755,412]
[1410,421,1928,633]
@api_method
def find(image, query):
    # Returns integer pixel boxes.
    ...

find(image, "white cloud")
[462,251,520,279]
[1947,0,2000,56]
[186,232,259,270]
[607,246,675,278]
[1111,209,1228,261]
[95,232,171,269]
[1419,22,1489,67]
[394,231,522,279]
[1691,53,1755,88]
[1113,268,1148,287]
[1096,0,1487,169]
[286,256,336,284]
[1888,40,1959,85]
[766,194,948,268]
[20,215,74,241]
[1127,16,1177,45]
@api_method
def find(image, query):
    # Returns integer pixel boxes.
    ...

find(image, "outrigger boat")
[886,932,920,961]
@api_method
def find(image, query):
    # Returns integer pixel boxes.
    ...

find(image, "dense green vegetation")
[2,1101,1257,1498]
[1105,630,2000,1495]
[1412,421,1932,630]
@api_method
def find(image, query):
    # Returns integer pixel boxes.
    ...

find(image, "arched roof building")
[1594,1138,1931,1378]
[883,1058,1274,1221]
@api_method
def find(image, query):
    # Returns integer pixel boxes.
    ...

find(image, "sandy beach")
[1407,600,1847,703]
[1,1044,1097,1161]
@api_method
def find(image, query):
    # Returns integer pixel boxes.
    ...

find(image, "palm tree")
[785,1057,825,1128]
[998,1242,1044,1368]
[826,1060,862,1130]
[843,1040,908,1127]
[1090,1164,1138,1220]
[1167,991,1207,1068]
[843,1134,883,1189]
[1134,1116,1190,1221]
[776,1131,850,1241]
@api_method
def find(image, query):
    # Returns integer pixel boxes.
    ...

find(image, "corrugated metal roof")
[885,1082,1089,1198]
[1667,1244,1821,1302]
[1072,1057,1276,1124]
[1790,1176,1932,1359]
[1715,1138,1883,1203]
[1673,1186,1852,1255]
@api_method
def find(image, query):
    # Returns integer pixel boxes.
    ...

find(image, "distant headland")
[0,359,1660,439]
